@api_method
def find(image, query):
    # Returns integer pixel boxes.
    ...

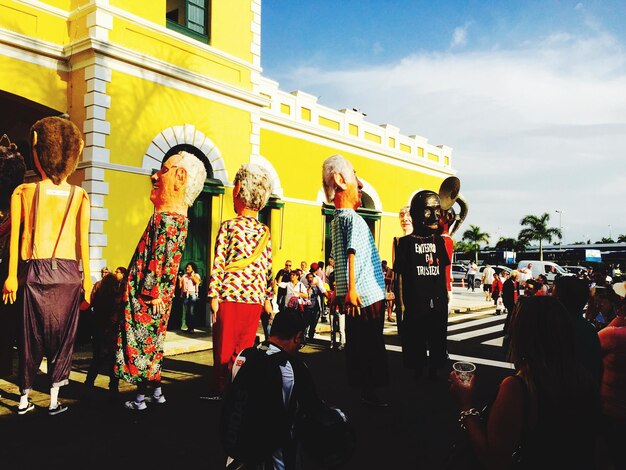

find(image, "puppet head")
[322,155,362,209]
[232,163,272,214]
[150,151,206,211]
[30,116,84,185]
[410,190,442,236]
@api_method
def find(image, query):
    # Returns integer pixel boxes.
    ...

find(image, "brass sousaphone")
[438,176,468,237]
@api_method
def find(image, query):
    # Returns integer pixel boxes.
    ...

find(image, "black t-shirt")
[393,234,450,309]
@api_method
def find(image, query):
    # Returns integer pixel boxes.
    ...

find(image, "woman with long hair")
[449,296,600,469]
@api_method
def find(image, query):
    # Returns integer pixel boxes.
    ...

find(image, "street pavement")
[0,286,513,469]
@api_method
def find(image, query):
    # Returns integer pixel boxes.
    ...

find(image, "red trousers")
[212,301,262,393]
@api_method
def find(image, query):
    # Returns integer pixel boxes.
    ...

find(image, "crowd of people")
[1,119,625,469]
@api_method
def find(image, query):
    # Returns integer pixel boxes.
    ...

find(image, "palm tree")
[518,213,562,261]
[452,240,473,262]
[617,234,626,243]
[462,225,489,263]
[494,236,528,253]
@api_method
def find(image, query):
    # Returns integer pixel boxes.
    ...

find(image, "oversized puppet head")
[150,151,207,212]
[410,190,442,236]
[232,163,272,215]
[30,116,83,185]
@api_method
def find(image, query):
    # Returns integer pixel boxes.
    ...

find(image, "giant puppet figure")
[206,163,274,399]
[2,116,91,415]
[437,176,468,293]
[393,190,451,379]
[115,150,206,410]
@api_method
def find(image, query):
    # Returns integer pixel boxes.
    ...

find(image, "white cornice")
[12,1,260,73]
[0,27,65,61]
[261,116,455,179]
[88,3,261,73]
[69,37,268,108]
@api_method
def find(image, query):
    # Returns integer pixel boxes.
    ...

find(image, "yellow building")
[0,0,455,322]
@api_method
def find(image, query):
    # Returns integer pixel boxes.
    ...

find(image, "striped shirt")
[208,216,273,304]
[331,209,385,308]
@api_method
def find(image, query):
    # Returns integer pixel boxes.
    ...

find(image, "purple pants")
[20,258,82,393]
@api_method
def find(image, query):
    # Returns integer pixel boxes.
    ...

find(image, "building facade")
[0,0,456,322]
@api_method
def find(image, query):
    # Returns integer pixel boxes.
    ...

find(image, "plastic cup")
[453,361,476,384]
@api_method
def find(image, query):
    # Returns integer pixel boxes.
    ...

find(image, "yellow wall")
[211,0,254,62]
[105,69,252,169]
[108,16,252,90]
[0,55,67,112]
[104,170,154,267]
[0,1,71,44]
[109,0,163,24]
[260,129,446,264]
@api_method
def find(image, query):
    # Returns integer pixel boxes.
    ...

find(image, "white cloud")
[451,25,468,48]
[273,32,626,243]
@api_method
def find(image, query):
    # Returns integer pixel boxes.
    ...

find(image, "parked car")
[451,264,468,284]
[516,260,573,285]
[474,265,512,288]
[562,266,589,277]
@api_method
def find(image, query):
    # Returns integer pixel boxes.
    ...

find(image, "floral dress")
[115,212,188,384]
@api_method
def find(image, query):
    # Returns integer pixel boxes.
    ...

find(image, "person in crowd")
[322,154,389,407]
[299,260,308,278]
[391,205,413,333]
[325,256,335,279]
[277,270,308,315]
[0,141,26,384]
[393,190,450,380]
[552,275,603,385]
[115,150,206,410]
[382,260,395,323]
[501,270,520,352]
[180,261,201,333]
[466,261,478,292]
[3,116,92,416]
[303,272,325,345]
[274,260,292,314]
[327,270,345,350]
[449,296,601,469]
[225,311,323,469]
[597,281,626,470]
[481,264,495,302]
[522,278,540,297]
[517,262,533,286]
[114,266,127,282]
[587,284,621,331]
[206,163,273,400]
[492,270,505,315]
[85,272,124,394]
[536,274,550,295]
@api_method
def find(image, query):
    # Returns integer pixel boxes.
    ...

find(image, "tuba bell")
[438,176,468,237]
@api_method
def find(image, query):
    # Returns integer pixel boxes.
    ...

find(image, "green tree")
[495,237,528,253]
[617,234,626,243]
[598,237,614,244]
[462,225,490,263]
[518,213,562,261]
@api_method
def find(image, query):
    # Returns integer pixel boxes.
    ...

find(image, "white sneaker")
[124,400,147,411]
[144,393,166,404]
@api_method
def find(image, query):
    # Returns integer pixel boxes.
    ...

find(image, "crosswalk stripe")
[448,314,505,331]
[448,324,505,341]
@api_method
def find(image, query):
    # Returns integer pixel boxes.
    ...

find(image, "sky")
[260,0,626,246]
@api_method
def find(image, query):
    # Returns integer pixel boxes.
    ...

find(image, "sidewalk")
[158,286,495,357]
